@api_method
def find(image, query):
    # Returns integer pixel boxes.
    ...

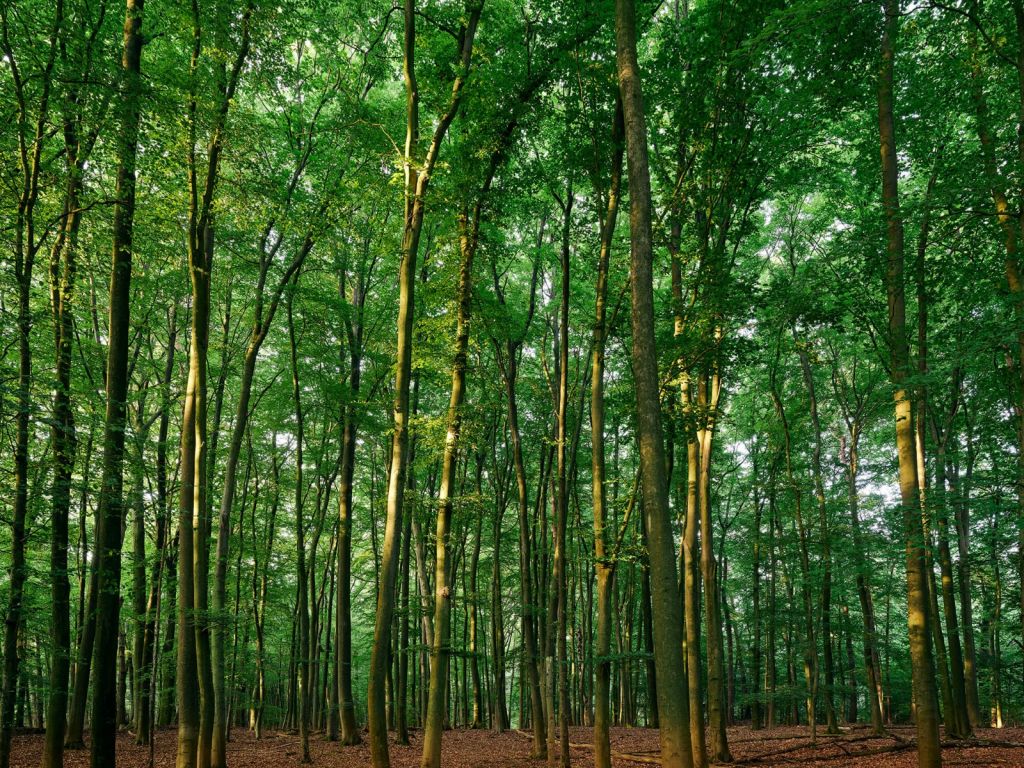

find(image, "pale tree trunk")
[489,442,510,733]
[951,420,982,727]
[697,369,731,761]
[469,455,485,729]
[671,251,705,768]
[749,446,766,732]
[769,351,818,744]
[546,187,573,768]
[250,444,279,739]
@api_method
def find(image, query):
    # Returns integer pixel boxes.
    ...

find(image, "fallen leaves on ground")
[9,724,1024,767]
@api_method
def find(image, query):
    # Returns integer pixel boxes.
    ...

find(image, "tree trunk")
[797,347,838,734]
[42,77,85,768]
[878,1,941,763]
[469,457,485,729]
[950,439,982,727]
[90,1,144,763]
[0,7,60,766]
[592,99,624,768]
[697,370,731,761]
[844,426,885,735]
[490,454,509,733]
[137,308,178,745]
[750,451,766,731]
[337,256,369,746]
[421,198,480,768]
[369,6,480,765]
[770,359,817,743]
[288,285,313,763]
[615,1,694,764]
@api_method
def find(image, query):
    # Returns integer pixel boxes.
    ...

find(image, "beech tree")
[2,2,1024,768]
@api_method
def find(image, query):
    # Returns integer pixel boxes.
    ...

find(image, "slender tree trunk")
[287,286,312,763]
[950,443,982,727]
[933,444,970,738]
[844,427,885,735]
[770,362,818,743]
[986,516,1003,729]
[90,2,145,764]
[750,453,766,731]
[0,6,60,765]
[138,307,177,745]
[591,102,624,768]
[797,347,838,734]
[337,266,367,746]
[490,458,509,733]
[421,199,480,768]
[697,371,731,762]
[131,428,148,735]
[251,446,279,739]
[158,535,179,729]
[502,345,546,754]
[369,7,480,765]
[766,473,778,728]
[878,2,941,763]
[681,383,704,767]
[395,494,412,744]
[469,458,485,729]
[42,93,85,768]
[615,2,694,764]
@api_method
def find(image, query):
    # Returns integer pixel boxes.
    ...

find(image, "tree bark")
[421,198,480,768]
[287,283,313,763]
[368,6,481,766]
[615,1,694,765]
[797,346,838,734]
[90,1,144,763]
[0,6,60,765]
[591,100,624,768]
[878,1,942,764]
[42,58,86,768]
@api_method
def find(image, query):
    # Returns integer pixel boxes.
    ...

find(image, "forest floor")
[10,724,1024,767]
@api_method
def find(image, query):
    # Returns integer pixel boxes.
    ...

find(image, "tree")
[878,0,942,764]
[615,0,695,765]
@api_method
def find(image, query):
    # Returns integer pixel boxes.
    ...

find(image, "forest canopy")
[1,0,1022,767]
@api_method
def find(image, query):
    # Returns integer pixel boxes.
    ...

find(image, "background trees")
[1,1,1024,767]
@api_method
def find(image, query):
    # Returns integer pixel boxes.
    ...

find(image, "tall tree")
[176,5,252,768]
[0,4,61,765]
[614,0,694,765]
[367,3,482,766]
[591,100,624,768]
[877,1,942,765]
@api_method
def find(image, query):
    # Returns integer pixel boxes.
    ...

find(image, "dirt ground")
[10,724,1024,767]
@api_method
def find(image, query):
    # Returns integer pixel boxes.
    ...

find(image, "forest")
[2,0,1024,766]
